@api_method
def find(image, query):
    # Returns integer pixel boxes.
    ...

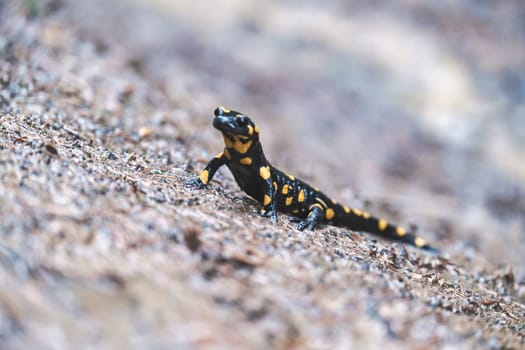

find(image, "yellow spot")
[378,219,388,231]
[223,148,231,160]
[292,209,299,214]
[414,237,426,247]
[254,125,259,133]
[325,208,335,220]
[259,166,271,180]
[273,181,278,191]
[331,198,337,204]
[233,139,253,154]
[247,125,254,135]
[298,189,305,202]
[353,209,363,216]
[263,195,271,206]
[214,152,223,159]
[363,212,370,219]
[281,184,289,195]
[240,157,252,165]
[222,134,233,148]
[219,106,230,113]
[199,170,209,185]
[343,206,351,214]
[396,227,406,237]
[285,197,293,206]
[287,174,295,180]
[316,197,328,209]
[310,203,324,211]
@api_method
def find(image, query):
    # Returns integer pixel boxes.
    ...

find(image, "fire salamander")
[187,106,437,252]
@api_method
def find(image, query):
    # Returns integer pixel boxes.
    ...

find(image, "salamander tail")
[335,206,438,252]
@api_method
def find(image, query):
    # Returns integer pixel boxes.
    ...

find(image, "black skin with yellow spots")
[188,106,437,252]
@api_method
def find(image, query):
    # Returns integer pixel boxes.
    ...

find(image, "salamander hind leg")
[296,205,323,231]
[260,207,278,222]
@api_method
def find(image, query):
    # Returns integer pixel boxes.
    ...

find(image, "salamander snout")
[213,106,258,137]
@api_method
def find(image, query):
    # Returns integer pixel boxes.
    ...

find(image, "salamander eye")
[235,115,248,127]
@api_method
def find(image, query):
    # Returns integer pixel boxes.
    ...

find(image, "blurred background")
[51,0,525,274]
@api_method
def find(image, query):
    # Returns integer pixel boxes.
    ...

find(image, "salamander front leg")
[185,152,226,188]
[296,205,323,231]
[258,166,278,222]
[259,185,278,222]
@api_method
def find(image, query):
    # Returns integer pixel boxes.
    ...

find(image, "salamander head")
[213,106,259,139]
